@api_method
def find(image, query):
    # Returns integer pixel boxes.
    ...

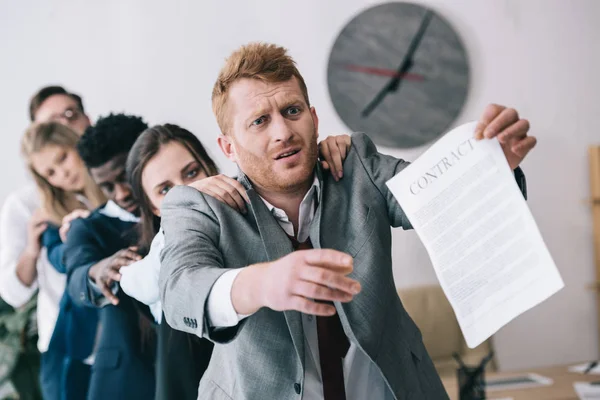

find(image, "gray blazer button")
[294,383,301,394]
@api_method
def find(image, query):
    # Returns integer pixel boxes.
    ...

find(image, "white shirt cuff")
[0,267,38,308]
[206,268,251,328]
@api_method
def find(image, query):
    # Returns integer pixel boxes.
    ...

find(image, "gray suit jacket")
[159,133,449,399]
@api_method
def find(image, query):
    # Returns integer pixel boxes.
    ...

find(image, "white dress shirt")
[205,176,394,400]
[0,185,66,353]
[99,200,141,223]
[120,230,163,323]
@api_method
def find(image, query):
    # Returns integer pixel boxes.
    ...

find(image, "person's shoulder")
[88,204,110,219]
[349,132,378,155]
[330,132,377,174]
[162,185,225,215]
[1,184,40,213]
[68,203,108,232]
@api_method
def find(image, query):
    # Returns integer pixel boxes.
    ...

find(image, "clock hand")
[343,64,425,80]
[361,9,433,117]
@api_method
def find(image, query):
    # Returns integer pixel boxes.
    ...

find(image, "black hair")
[77,113,149,169]
[29,85,85,121]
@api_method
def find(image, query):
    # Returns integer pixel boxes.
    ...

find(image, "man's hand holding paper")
[473,103,537,169]
[386,110,562,348]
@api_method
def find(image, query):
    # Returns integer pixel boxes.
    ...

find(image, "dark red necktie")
[288,235,350,400]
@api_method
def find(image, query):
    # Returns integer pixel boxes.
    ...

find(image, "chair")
[397,285,496,378]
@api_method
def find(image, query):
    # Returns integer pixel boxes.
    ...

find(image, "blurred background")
[0,0,598,374]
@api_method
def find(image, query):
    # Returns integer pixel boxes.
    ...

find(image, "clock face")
[327,2,470,148]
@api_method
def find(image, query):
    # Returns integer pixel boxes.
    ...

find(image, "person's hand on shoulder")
[24,208,48,258]
[59,209,91,243]
[187,174,250,214]
[88,247,141,305]
[319,134,352,181]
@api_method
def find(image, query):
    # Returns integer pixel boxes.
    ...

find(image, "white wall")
[0,0,598,371]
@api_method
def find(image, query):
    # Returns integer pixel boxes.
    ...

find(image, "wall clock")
[327,2,470,148]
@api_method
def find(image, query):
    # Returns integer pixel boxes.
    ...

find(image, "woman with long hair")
[122,124,222,400]
[22,122,105,227]
[21,121,105,399]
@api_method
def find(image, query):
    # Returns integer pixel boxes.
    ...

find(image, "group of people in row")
[0,42,536,400]
[0,83,350,399]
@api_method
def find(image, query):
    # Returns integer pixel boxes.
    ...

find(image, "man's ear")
[217,134,237,162]
[310,106,319,140]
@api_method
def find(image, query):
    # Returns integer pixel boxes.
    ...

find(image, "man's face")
[34,94,91,135]
[218,77,319,194]
[89,153,139,215]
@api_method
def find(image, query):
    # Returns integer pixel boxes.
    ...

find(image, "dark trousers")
[40,350,91,400]
[155,314,213,400]
[11,350,41,400]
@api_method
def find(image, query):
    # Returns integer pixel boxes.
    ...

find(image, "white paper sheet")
[386,122,564,348]
[574,382,600,399]
[486,373,553,391]
[570,363,600,375]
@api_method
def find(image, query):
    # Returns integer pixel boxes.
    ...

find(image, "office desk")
[442,365,599,399]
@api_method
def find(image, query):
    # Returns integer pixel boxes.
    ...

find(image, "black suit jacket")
[156,314,213,400]
[64,206,156,400]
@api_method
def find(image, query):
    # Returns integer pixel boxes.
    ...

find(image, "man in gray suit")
[159,43,535,400]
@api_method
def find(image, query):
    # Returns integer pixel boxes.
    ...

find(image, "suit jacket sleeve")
[159,185,243,343]
[42,225,66,274]
[351,133,414,229]
[64,218,110,308]
[351,133,528,229]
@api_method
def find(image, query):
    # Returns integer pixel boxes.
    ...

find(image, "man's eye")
[64,109,75,120]
[286,107,300,116]
[252,116,266,126]
[159,185,172,195]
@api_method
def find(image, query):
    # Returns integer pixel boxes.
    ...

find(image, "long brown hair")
[21,122,105,224]
[126,124,219,254]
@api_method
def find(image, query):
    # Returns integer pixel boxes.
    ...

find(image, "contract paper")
[386,122,563,348]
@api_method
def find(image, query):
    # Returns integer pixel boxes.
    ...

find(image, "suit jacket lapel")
[309,166,324,249]
[239,171,306,370]
[309,168,357,341]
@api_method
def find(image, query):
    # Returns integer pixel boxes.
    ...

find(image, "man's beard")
[237,131,319,193]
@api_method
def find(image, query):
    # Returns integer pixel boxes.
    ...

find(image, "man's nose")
[270,115,294,143]
[114,183,131,201]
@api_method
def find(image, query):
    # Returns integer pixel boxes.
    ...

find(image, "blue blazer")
[42,226,99,361]
[63,207,156,400]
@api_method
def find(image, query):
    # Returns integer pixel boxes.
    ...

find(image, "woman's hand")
[318,135,352,182]
[24,208,48,258]
[59,209,91,242]
[188,175,250,214]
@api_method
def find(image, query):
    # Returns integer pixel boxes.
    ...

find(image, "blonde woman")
[20,121,105,400]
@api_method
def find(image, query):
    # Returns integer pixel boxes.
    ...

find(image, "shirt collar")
[99,200,140,223]
[260,174,320,215]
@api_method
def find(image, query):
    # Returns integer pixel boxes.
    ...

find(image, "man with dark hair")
[63,113,156,400]
[29,85,90,134]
